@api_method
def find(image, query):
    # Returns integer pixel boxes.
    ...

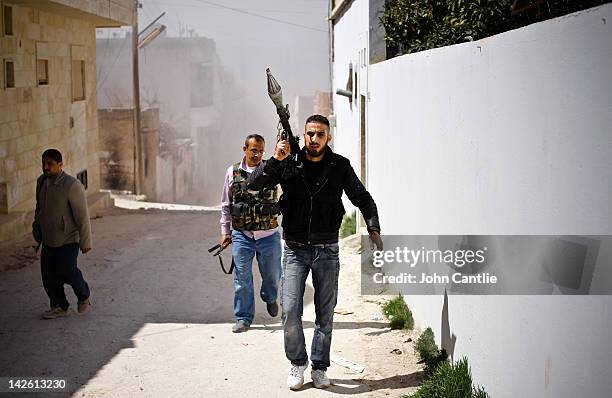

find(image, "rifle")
[266,68,301,159]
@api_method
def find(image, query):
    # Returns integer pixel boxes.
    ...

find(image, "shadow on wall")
[441,289,457,361]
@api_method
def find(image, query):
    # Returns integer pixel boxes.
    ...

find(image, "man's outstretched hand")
[369,230,383,251]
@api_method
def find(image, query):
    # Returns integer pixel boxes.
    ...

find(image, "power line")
[153,1,326,15]
[189,0,327,33]
[97,33,129,91]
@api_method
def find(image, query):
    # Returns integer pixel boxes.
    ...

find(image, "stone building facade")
[0,0,133,241]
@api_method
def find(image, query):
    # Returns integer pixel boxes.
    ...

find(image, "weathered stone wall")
[0,4,102,213]
[98,108,134,192]
[98,108,160,199]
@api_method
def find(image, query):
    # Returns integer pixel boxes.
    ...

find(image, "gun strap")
[208,243,234,274]
[219,255,235,275]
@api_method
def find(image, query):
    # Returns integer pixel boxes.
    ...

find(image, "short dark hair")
[244,134,265,147]
[42,149,62,163]
[305,114,330,128]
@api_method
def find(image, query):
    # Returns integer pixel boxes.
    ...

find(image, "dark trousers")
[41,243,90,310]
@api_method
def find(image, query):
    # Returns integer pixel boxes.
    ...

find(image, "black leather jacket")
[247,147,380,244]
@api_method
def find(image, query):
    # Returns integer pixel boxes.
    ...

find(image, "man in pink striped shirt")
[219,134,282,333]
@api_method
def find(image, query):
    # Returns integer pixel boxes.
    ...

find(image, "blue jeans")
[231,230,282,326]
[281,242,340,371]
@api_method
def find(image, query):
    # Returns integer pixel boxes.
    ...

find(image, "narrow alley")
[0,205,422,397]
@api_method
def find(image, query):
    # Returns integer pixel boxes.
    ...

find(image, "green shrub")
[415,327,448,377]
[339,211,356,238]
[381,0,610,56]
[403,328,490,397]
[415,327,439,362]
[473,386,491,398]
[380,0,511,55]
[382,295,414,330]
[407,357,490,398]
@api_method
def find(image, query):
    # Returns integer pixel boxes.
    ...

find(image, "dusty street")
[0,207,422,397]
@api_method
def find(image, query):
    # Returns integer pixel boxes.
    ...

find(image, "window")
[353,71,357,101]
[3,5,13,36]
[71,60,85,101]
[37,59,48,85]
[0,182,7,213]
[4,59,14,88]
[36,42,49,86]
[76,170,88,189]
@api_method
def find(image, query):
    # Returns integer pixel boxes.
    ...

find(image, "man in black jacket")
[248,114,383,390]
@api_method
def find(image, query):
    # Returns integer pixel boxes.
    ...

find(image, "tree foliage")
[381,0,610,55]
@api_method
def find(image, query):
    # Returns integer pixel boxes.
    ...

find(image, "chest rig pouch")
[230,162,279,231]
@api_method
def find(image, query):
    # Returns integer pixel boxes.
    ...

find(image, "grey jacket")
[32,171,92,249]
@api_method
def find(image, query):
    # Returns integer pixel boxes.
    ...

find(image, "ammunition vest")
[230,162,279,231]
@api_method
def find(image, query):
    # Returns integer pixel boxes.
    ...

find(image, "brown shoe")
[77,299,91,314]
[42,307,68,319]
[266,301,279,317]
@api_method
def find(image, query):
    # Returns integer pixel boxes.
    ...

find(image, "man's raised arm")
[247,139,290,190]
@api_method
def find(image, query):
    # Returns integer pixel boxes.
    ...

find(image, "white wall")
[368,5,612,237]
[335,3,612,397]
[332,0,369,214]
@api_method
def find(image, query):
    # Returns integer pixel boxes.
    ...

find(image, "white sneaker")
[287,364,308,390]
[311,369,330,389]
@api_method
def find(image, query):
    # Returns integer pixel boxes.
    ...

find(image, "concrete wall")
[156,154,172,203]
[98,108,163,201]
[333,2,612,397]
[0,3,102,214]
[3,0,132,27]
[141,108,160,200]
[98,108,135,192]
[313,91,331,117]
[154,145,192,204]
[49,0,133,26]
[173,143,193,202]
[98,107,194,203]
[293,95,314,133]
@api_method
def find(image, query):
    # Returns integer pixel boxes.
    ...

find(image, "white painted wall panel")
[334,3,612,396]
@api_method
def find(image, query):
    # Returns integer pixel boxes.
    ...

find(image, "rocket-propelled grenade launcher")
[266,68,301,157]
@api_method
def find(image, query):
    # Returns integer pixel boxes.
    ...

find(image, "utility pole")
[132,0,143,195]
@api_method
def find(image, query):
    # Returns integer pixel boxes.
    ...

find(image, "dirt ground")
[0,206,423,397]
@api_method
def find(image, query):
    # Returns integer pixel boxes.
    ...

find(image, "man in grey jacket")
[33,149,92,319]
